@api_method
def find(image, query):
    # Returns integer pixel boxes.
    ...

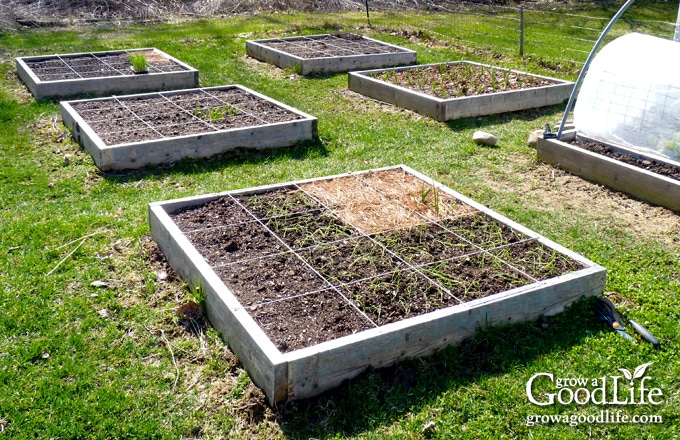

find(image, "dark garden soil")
[69,87,304,145]
[260,33,408,59]
[169,168,585,352]
[371,63,557,99]
[570,140,680,181]
[25,50,186,81]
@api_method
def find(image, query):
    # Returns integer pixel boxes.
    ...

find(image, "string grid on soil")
[24,50,186,82]
[258,33,408,59]
[68,87,303,145]
[169,169,584,352]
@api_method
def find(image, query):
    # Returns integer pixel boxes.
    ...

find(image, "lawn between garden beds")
[536,130,680,212]
[348,61,574,121]
[16,48,198,101]
[149,165,606,405]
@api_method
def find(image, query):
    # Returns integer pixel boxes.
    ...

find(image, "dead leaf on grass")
[176,300,202,320]
[236,383,269,422]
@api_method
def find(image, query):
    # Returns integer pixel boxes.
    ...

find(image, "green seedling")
[128,52,148,73]
[420,182,432,205]
[211,105,240,120]
[490,69,498,90]
[419,181,440,215]
[658,131,680,159]
[503,69,511,88]
[432,182,440,215]
[194,104,241,121]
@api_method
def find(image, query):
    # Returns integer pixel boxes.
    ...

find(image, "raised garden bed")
[149,165,605,405]
[60,85,317,170]
[16,48,198,101]
[536,130,680,212]
[246,33,416,75]
[348,61,574,121]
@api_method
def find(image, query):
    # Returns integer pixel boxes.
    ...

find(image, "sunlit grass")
[1,6,678,438]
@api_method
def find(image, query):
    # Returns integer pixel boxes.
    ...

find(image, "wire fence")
[2,0,677,71]
[361,0,678,70]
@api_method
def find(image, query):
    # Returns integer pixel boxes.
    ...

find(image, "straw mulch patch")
[299,168,476,234]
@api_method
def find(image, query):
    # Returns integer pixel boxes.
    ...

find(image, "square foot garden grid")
[536,130,680,212]
[246,33,416,75]
[149,165,606,404]
[16,48,199,101]
[348,61,574,121]
[60,85,318,170]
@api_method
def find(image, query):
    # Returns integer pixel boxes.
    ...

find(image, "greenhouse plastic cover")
[573,32,680,161]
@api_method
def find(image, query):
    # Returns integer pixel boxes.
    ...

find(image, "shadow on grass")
[444,104,565,133]
[97,137,329,182]
[274,296,604,438]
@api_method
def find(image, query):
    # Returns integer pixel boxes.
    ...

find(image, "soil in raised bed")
[185,220,287,266]
[371,222,476,266]
[235,187,324,219]
[25,50,186,81]
[570,140,680,181]
[247,289,374,353]
[490,239,584,281]
[371,63,557,99]
[68,87,304,145]
[169,169,585,352]
[215,251,330,306]
[264,210,358,249]
[302,236,406,285]
[340,269,459,326]
[260,33,407,59]
[420,251,533,302]
[171,196,253,231]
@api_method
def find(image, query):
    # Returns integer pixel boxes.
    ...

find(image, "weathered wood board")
[348,61,574,121]
[149,165,606,405]
[60,85,318,171]
[16,48,198,100]
[246,34,416,75]
[536,130,680,212]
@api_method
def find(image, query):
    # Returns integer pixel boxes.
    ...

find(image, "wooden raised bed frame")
[60,85,318,171]
[16,48,199,101]
[246,34,416,75]
[149,165,605,405]
[536,130,680,212]
[348,61,574,121]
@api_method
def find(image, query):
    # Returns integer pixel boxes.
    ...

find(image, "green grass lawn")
[1,5,679,439]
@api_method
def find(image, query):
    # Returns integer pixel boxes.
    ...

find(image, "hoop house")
[573,33,680,161]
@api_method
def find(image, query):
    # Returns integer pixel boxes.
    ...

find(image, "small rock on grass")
[472,130,497,146]
[527,129,544,147]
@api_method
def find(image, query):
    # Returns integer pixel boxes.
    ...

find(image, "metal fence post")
[674,0,680,41]
[365,0,371,26]
[520,7,525,56]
